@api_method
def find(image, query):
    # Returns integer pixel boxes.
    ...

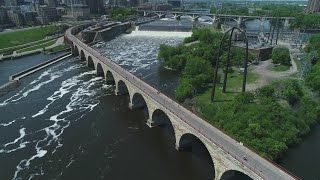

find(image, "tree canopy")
[272,47,291,65]
[109,7,137,21]
[199,79,320,160]
[306,62,320,94]
[305,33,320,57]
[290,14,320,29]
[158,28,256,102]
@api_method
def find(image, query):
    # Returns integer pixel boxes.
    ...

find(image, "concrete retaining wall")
[0,53,71,96]
[11,53,71,80]
[0,80,20,96]
[93,22,132,42]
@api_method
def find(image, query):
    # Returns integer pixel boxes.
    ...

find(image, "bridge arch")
[72,45,79,56]
[242,17,261,23]
[218,17,239,23]
[105,70,115,85]
[80,50,86,61]
[160,13,175,19]
[145,12,161,18]
[96,63,104,77]
[220,170,253,180]
[116,80,129,96]
[150,109,176,145]
[130,93,150,119]
[87,56,94,69]
[176,14,193,20]
[194,16,214,22]
[177,133,215,179]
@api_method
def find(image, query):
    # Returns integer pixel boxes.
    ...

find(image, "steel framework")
[211,27,249,102]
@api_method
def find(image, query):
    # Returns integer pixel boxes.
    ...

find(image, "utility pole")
[71,0,74,17]
[275,18,280,45]
[267,22,272,43]
[212,27,249,102]
[270,19,275,45]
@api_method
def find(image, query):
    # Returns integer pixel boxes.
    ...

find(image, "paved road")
[65,27,298,180]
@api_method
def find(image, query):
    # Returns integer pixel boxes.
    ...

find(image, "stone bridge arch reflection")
[73,45,79,56]
[150,109,176,146]
[96,63,104,77]
[178,133,215,180]
[105,70,115,85]
[80,50,86,61]
[87,56,94,69]
[130,93,150,120]
[116,80,129,96]
[221,170,253,180]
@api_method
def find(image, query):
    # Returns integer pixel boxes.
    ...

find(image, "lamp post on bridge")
[211,27,249,102]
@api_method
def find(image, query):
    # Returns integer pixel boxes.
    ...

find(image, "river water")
[0,23,319,179]
[0,31,221,180]
[0,52,64,85]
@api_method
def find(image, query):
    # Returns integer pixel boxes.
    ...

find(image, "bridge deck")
[139,10,294,19]
[65,27,298,180]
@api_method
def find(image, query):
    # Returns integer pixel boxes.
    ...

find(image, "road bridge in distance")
[139,10,293,27]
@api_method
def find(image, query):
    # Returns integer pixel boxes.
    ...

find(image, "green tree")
[305,33,320,58]
[291,14,320,29]
[158,44,178,61]
[184,57,213,91]
[306,62,320,94]
[234,92,255,106]
[272,47,291,65]
[176,78,193,102]
[257,86,275,98]
[282,81,303,105]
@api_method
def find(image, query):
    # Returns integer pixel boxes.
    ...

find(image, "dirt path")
[246,56,298,91]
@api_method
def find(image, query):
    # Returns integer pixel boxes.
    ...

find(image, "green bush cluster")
[208,79,320,160]
[158,29,224,102]
[290,14,320,29]
[305,33,320,58]
[109,7,137,21]
[305,33,320,94]
[272,47,291,65]
[306,62,320,94]
[158,28,256,102]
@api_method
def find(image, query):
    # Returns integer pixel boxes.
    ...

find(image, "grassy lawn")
[17,39,56,53]
[194,68,259,121]
[273,64,291,72]
[0,26,59,49]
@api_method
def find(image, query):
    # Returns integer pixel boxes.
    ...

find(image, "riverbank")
[0,37,66,61]
[10,53,71,80]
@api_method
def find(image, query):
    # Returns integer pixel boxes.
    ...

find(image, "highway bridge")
[64,24,299,180]
[139,10,293,26]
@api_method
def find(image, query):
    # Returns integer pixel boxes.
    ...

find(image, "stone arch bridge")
[64,24,298,180]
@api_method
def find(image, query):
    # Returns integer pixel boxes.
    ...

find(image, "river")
[0,52,65,85]
[0,31,219,180]
[0,24,319,179]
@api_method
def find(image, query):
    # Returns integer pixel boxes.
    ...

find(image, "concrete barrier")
[11,52,71,80]
[0,52,71,96]
[0,80,20,96]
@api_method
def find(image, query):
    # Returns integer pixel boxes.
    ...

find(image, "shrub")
[272,47,291,65]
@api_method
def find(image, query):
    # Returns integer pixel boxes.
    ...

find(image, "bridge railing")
[65,27,299,180]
